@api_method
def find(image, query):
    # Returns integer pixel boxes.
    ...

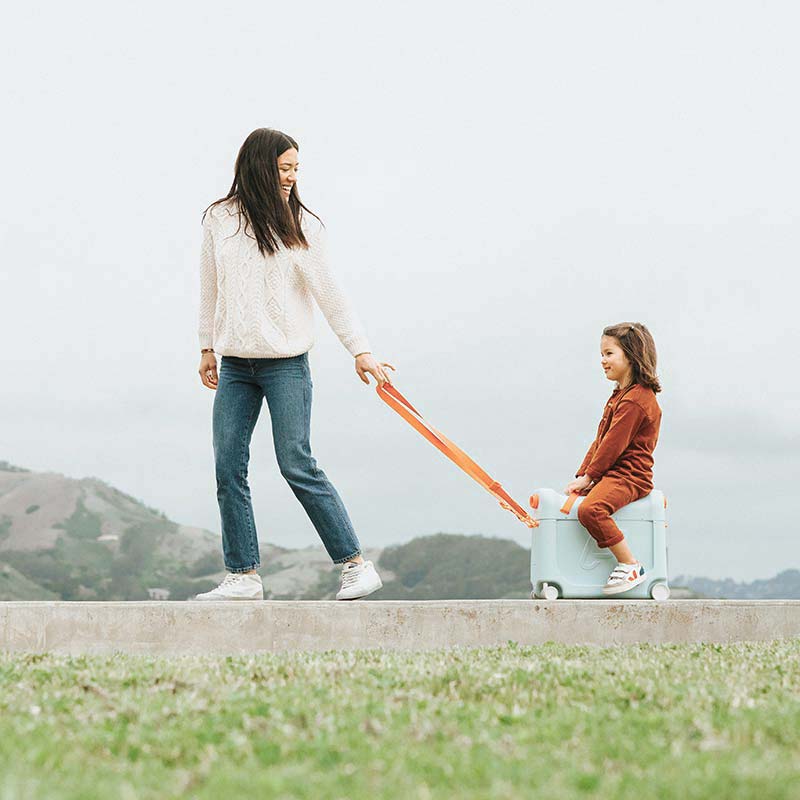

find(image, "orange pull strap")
[376,383,538,528]
[560,493,580,515]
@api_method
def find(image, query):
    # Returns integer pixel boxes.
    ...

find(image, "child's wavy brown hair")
[603,322,662,393]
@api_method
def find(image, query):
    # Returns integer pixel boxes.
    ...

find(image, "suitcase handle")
[376,382,538,528]
[560,492,580,515]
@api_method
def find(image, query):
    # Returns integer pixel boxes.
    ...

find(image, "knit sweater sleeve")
[198,216,217,350]
[298,221,371,357]
[583,400,646,481]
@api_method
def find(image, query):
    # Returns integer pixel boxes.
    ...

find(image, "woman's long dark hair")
[202,128,321,256]
[603,322,662,393]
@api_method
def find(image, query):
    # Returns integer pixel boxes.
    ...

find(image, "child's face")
[600,335,632,386]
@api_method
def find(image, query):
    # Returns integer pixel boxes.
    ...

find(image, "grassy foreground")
[1,642,799,800]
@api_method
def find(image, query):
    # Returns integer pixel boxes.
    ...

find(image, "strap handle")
[376,383,538,528]
[560,492,580,515]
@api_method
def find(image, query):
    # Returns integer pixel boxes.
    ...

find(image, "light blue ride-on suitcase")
[529,488,670,600]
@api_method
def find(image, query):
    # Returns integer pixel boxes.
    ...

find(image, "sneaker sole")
[336,578,383,601]
[192,594,264,601]
[602,575,647,596]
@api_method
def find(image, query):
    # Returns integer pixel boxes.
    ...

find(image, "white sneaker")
[193,571,264,601]
[336,560,383,600]
[602,562,646,595]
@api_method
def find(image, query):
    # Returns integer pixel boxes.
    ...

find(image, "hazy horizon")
[3,1,798,581]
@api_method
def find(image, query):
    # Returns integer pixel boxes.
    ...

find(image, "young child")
[565,322,662,595]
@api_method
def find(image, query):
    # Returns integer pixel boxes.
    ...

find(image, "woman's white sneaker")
[336,560,383,600]
[193,571,264,601]
[602,562,646,595]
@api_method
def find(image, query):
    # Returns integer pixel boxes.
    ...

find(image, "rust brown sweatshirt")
[576,383,662,493]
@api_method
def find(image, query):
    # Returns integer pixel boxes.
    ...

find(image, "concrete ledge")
[1,600,798,655]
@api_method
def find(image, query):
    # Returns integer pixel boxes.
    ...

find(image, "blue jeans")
[212,353,362,572]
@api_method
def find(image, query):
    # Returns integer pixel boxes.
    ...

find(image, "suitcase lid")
[530,488,666,522]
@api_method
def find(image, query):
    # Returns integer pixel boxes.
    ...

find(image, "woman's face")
[600,335,632,386]
[277,147,299,203]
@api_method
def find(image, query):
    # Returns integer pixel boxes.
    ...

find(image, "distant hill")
[0,562,60,600]
[294,533,531,601]
[1,460,797,601]
[0,460,529,602]
[672,570,800,600]
[0,460,228,600]
[368,533,531,600]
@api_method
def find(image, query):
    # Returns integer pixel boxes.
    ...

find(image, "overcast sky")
[2,1,798,580]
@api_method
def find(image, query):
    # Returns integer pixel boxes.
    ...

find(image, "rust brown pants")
[577,478,644,549]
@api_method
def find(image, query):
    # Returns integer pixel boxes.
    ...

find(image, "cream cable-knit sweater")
[198,199,371,358]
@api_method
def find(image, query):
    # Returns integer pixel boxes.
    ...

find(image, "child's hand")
[564,475,592,495]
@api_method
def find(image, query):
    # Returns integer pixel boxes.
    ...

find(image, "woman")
[194,128,393,602]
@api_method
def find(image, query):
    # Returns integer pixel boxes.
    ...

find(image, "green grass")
[1,641,798,799]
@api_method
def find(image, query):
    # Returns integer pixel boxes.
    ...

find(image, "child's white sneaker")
[193,571,263,601]
[602,562,646,595]
[336,560,383,600]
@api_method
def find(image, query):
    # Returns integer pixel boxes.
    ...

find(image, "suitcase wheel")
[533,582,560,601]
[650,582,670,601]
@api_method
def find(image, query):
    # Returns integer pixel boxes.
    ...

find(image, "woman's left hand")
[355,353,396,385]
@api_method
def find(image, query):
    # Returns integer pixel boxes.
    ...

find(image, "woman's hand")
[564,474,592,495]
[199,352,218,390]
[355,353,396,385]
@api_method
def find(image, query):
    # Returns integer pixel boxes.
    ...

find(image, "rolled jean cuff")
[332,549,362,565]
[226,563,260,573]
